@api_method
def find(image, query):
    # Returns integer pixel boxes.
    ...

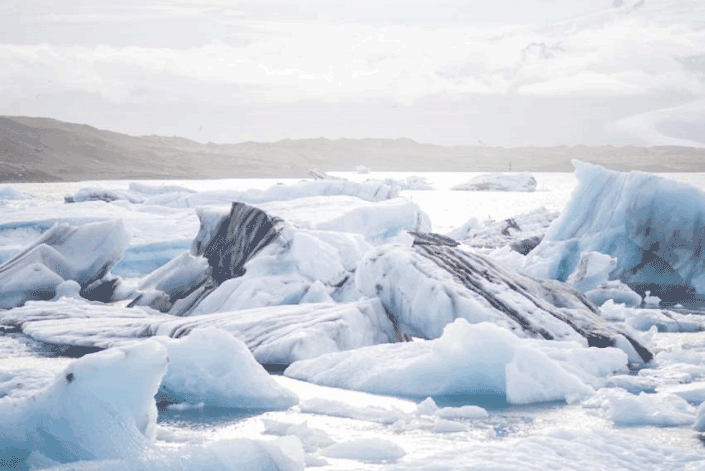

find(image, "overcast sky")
[1,0,704,146]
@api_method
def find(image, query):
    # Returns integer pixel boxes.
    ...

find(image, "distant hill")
[2,116,705,182]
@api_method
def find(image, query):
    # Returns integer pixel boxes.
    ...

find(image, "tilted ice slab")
[356,243,652,363]
[0,297,395,366]
[0,220,130,309]
[525,161,705,298]
[451,172,537,192]
[0,341,304,470]
[285,319,595,405]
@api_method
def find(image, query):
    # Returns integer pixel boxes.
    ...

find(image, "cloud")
[1,7,704,109]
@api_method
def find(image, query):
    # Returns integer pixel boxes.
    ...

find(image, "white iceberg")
[285,319,593,405]
[0,341,167,466]
[139,179,398,207]
[0,341,305,470]
[526,161,705,299]
[0,220,130,308]
[584,388,696,427]
[0,185,32,200]
[451,173,537,192]
[154,328,298,410]
[448,207,558,252]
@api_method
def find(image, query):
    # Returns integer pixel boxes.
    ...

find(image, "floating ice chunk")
[584,388,696,426]
[436,405,489,420]
[262,419,335,453]
[451,173,537,192]
[567,252,617,293]
[585,281,642,308]
[321,438,405,463]
[644,290,662,306]
[448,207,557,251]
[0,262,64,308]
[366,176,435,191]
[0,341,168,466]
[299,281,335,304]
[431,419,469,433]
[286,319,592,404]
[526,161,705,298]
[128,182,194,196]
[658,382,705,405]
[693,402,705,431]
[299,398,404,424]
[416,397,439,415]
[145,179,398,207]
[53,280,82,300]
[0,185,32,200]
[153,328,298,410]
[507,347,592,404]
[0,219,130,307]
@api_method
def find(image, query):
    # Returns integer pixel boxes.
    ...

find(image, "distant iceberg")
[451,173,537,192]
[65,179,398,207]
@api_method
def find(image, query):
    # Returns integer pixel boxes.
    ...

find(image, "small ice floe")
[643,290,662,307]
[0,185,32,200]
[285,319,594,405]
[451,172,537,192]
[154,328,299,410]
[584,388,696,427]
[321,438,405,463]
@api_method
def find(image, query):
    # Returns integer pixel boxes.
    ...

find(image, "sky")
[1,0,704,147]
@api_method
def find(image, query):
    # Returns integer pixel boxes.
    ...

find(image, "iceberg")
[448,207,558,252]
[66,179,400,208]
[355,241,652,363]
[0,341,167,466]
[154,328,298,410]
[0,341,305,470]
[0,220,130,308]
[525,161,705,300]
[0,297,395,366]
[285,319,594,404]
[451,172,537,192]
[140,199,426,315]
[0,185,32,200]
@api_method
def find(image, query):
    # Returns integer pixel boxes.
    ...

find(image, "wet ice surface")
[4,171,705,470]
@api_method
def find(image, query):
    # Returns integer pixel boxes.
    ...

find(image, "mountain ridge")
[2,115,705,182]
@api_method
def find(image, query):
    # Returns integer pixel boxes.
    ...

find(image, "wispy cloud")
[2,15,703,105]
